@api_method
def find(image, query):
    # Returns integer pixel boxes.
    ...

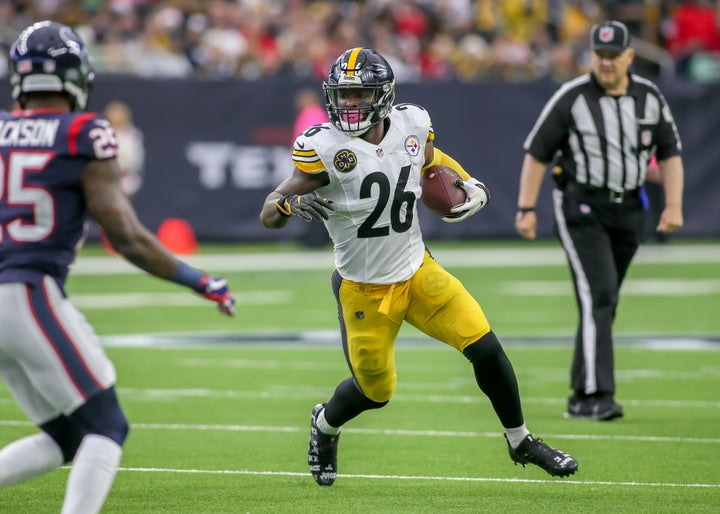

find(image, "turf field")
[0,241,718,513]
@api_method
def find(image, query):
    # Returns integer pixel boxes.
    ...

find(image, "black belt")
[567,183,640,204]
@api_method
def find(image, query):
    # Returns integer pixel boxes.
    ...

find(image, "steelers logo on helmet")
[324,47,396,136]
[334,149,358,173]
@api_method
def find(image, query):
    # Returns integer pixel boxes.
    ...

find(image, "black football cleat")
[506,434,578,477]
[565,395,624,421]
[307,403,341,486]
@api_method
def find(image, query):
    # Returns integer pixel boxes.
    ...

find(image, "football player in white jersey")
[260,47,578,485]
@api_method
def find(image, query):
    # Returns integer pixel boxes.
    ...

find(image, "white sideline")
[70,244,720,274]
[71,290,290,309]
[67,276,720,310]
[68,277,719,310]
[1,420,718,444]
[109,386,720,410]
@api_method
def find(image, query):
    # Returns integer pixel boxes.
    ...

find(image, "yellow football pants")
[335,251,491,402]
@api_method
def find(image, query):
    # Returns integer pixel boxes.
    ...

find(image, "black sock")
[463,331,524,428]
[324,377,387,426]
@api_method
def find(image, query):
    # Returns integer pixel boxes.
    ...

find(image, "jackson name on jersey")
[292,103,434,284]
[0,118,60,147]
[0,110,118,286]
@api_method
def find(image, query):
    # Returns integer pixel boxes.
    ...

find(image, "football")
[420,165,466,216]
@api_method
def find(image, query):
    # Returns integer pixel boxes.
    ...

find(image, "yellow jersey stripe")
[346,47,363,76]
[293,159,326,173]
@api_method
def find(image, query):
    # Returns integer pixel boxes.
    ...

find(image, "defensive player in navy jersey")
[260,47,578,486]
[0,21,235,513]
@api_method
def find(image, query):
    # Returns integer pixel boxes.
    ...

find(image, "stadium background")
[3,77,718,242]
[1,1,719,242]
[1,5,719,512]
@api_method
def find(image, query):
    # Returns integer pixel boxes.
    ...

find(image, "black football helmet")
[323,47,395,136]
[10,20,94,111]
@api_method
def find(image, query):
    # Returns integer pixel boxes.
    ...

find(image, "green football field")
[0,241,718,513]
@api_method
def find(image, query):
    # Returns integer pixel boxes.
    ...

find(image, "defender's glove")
[442,179,491,224]
[275,193,335,222]
[193,275,235,316]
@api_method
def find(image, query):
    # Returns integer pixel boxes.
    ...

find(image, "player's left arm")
[653,93,684,234]
[656,155,684,234]
[423,143,490,223]
[83,157,235,316]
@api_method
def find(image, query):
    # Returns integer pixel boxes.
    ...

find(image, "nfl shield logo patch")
[599,27,614,43]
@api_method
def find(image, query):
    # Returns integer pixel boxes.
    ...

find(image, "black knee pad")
[69,387,130,447]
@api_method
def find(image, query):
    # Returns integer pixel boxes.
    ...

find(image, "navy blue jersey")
[0,109,118,286]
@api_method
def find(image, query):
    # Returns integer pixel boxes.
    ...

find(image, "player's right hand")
[193,275,235,316]
[275,193,335,222]
[515,210,537,240]
[442,179,490,223]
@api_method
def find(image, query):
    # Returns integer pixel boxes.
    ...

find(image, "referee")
[514,20,685,421]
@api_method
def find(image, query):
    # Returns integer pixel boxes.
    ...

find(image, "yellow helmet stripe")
[345,47,363,76]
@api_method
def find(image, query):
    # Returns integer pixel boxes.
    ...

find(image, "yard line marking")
[178,357,346,371]
[110,387,720,410]
[502,279,720,296]
[174,357,720,380]
[72,291,290,309]
[2,420,718,444]
[520,396,720,409]
[113,467,720,488]
[99,332,720,348]
[70,244,720,275]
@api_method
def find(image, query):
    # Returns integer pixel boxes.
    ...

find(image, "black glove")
[274,193,335,222]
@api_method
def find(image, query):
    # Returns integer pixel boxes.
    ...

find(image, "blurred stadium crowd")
[1,0,719,83]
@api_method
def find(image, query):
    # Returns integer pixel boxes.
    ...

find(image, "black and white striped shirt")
[524,73,682,192]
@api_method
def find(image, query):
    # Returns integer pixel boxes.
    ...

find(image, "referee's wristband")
[517,207,536,213]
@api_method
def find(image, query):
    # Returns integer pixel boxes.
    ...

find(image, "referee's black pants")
[552,185,646,398]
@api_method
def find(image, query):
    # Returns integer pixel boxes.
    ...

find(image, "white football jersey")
[292,104,434,284]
